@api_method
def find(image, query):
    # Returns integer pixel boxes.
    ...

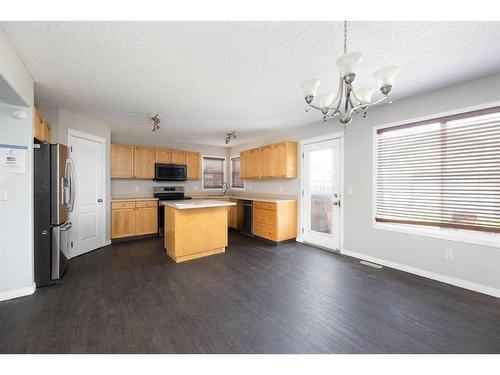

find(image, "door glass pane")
[309,148,333,234]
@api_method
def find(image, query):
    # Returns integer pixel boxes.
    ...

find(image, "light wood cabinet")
[111,207,137,239]
[252,200,297,242]
[248,148,262,179]
[240,140,297,180]
[133,146,155,179]
[172,149,187,164]
[136,207,158,235]
[155,148,172,164]
[111,144,135,178]
[33,108,51,143]
[111,200,158,239]
[229,198,238,229]
[187,151,201,180]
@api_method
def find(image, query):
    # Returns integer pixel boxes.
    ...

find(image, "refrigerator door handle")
[67,159,76,212]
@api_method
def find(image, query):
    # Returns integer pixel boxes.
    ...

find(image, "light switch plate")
[0,188,7,201]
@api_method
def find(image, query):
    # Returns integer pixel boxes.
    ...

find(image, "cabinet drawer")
[253,201,277,211]
[112,201,135,209]
[253,222,277,241]
[135,200,157,208]
[253,208,276,225]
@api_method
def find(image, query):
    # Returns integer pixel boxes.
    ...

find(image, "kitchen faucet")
[222,182,228,195]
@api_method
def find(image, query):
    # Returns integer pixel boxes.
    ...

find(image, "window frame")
[372,105,500,249]
[230,156,245,190]
[202,155,227,190]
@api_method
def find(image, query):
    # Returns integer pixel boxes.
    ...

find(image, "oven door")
[155,163,187,181]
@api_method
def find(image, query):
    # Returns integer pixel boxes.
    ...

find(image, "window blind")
[231,157,244,188]
[376,108,500,233]
[203,156,225,189]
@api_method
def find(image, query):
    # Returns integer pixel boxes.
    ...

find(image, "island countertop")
[160,199,236,209]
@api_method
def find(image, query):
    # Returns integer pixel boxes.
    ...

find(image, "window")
[230,157,244,189]
[375,107,500,235]
[202,156,226,189]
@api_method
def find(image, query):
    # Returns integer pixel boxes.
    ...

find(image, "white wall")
[0,29,34,301]
[111,134,230,197]
[0,103,34,301]
[0,30,33,107]
[231,72,500,296]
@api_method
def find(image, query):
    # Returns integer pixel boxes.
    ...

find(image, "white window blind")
[231,157,244,188]
[376,108,500,233]
[203,156,225,189]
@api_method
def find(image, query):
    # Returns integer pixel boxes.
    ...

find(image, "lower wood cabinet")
[252,200,297,242]
[111,200,158,239]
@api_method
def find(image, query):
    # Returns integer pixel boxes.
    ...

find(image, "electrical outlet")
[444,248,454,260]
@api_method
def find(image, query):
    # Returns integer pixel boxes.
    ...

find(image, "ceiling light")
[151,114,160,132]
[300,21,400,126]
[225,132,236,144]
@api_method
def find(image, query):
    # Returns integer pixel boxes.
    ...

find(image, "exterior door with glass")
[302,138,341,251]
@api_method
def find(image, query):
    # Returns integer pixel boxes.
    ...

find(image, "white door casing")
[68,129,106,258]
[301,137,342,251]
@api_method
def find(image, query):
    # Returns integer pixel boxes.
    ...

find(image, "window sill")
[373,221,500,249]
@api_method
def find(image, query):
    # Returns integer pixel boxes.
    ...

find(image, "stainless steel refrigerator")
[34,143,75,287]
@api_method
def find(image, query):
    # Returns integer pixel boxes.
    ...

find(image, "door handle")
[333,200,341,207]
[97,198,103,203]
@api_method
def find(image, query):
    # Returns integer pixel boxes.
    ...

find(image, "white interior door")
[68,131,105,257]
[302,138,341,251]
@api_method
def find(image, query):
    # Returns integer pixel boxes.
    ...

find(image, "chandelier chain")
[343,20,347,54]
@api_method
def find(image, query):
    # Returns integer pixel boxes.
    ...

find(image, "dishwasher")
[237,200,253,236]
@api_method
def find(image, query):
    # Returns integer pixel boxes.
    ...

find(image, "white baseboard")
[103,240,111,246]
[0,283,36,302]
[341,249,500,299]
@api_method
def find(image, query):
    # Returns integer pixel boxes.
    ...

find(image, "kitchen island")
[161,200,236,263]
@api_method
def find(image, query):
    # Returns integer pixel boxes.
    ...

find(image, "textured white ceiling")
[2,21,500,147]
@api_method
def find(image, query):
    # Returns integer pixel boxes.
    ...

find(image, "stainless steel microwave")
[154,163,187,181]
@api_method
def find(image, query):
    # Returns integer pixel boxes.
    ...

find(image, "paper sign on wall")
[0,144,27,173]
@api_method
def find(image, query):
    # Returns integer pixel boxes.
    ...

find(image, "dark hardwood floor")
[1,231,499,353]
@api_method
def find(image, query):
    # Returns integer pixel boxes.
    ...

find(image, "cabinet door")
[155,148,172,164]
[187,151,201,180]
[111,144,134,178]
[134,146,155,178]
[229,205,238,229]
[249,148,262,179]
[171,149,187,164]
[260,144,275,178]
[33,108,44,141]
[274,142,288,177]
[240,151,249,179]
[136,207,158,235]
[111,208,136,239]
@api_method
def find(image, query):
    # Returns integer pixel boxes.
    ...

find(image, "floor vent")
[360,260,383,269]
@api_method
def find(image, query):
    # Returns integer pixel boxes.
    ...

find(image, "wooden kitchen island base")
[163,201,235,263]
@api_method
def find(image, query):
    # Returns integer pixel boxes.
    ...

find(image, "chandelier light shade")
[299,79,320,104]
[336,52,363,81]
[300,21,400,126]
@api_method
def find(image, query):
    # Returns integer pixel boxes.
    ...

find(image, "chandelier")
[300,21,400,126]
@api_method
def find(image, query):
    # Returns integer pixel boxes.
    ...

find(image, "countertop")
[160,199,236,209]
[111,197,159,202]
[188,194,296,204]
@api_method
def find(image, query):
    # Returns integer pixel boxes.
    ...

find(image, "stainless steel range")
[154,186,192,237]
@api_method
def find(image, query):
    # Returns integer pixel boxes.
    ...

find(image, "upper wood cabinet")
[187,151,201,180]
[172,150,187,164]
[155,148,172,164]
[33,108,52,143]
[111,144,134,178]
[240,140,297,180]
[134,146,155,179]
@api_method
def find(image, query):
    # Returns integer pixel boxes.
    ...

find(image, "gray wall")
[111,133,230,197]
[230,72,500,294]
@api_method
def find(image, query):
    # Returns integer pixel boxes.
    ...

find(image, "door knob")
[333,200,341,207]
[97,198,103,203]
